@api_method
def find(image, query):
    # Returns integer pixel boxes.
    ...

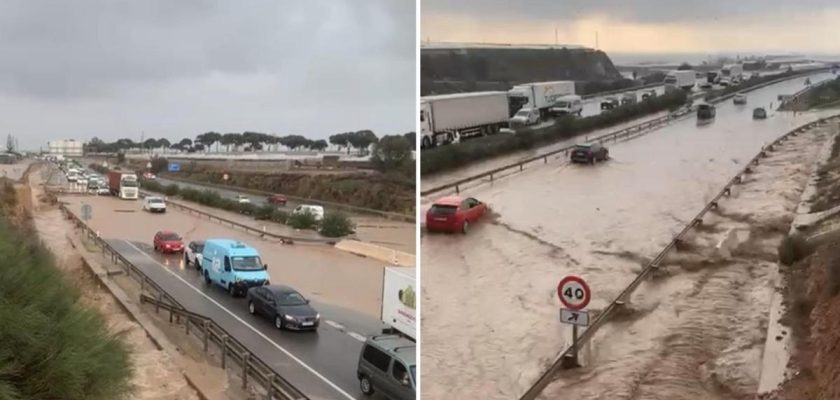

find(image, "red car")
[267,194,287,206]
[153,230,184,253]
[425,196,487,233]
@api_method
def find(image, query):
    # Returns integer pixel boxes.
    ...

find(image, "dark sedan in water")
[246,285,320,331]
[570,143,609,164]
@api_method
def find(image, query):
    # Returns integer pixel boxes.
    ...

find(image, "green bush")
[778,235,812,266]
[319,212,355,237]
[163,184,179,196]
[254,204,276,221]
[287,210,318,230]
[0,218,132,399]
[421,91,687,175]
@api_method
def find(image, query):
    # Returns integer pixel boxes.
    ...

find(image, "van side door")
[221,255,233,286]
[390,360,414,399]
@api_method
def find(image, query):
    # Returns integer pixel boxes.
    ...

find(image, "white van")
[549,95,583,116]
[293,204,325,221]
[143,196,167,213]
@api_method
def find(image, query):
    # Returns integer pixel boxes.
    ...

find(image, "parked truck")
[721,64,743,82]
[108,171,139,200]
[381,266,416,340]
[664,70,696,91]
[420,92,509,149]
[507,81,575,119]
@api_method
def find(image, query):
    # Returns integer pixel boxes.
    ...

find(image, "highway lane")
[151,176,416,254]
[420,71,837,399]
[111,239,378,400]
[60,195,387,319]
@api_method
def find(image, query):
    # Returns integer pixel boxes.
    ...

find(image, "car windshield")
[430,204,457,215]
[276,291,307,306]
[122,180,138,187]
[231,256,263,271]
[149,198,164,204]
[574,145,592,150]
[160,233,179,241]
[410,366,416,383]
[554,101,569,107]
[514,110,530,117]
[698,104,712,110]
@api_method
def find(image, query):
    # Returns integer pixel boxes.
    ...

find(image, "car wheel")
[462,220,469,234]
[196,260,202,270]
[183,253,189,265]
[274,315,284,330]
[359,375,374,395]
[204,270,211,285]
[589,157,595,165]
[248,301,256,315]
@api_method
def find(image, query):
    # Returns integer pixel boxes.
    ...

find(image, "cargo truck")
[664,70,696,91]
[108,171,139,199]
[420,92,509,149]
[507,81,575,119]
[381,266,416,340]
[721,64,743,82]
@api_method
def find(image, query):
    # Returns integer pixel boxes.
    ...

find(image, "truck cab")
[420,101,434,149]
[201,239,270,296]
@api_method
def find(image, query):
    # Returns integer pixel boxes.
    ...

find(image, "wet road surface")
[110,239,381,400]
[420,72,837,399]
[60,195,387,319]
[151,176,416,254]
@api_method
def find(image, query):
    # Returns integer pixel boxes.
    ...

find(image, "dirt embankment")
[421,46,623,95]
[168,169,415,214]
[770,126,840,400]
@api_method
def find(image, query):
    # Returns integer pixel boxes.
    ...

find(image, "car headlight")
[315,313,320,320]
[284,314,295,321]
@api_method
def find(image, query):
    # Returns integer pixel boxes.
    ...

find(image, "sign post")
[557,275,591,369]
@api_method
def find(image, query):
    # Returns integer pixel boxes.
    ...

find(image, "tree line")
[84,130,415,154]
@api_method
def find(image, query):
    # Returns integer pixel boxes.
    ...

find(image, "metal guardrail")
[153,174,415,223]
[580,81,663,100]
[517,115,840,400]
[136,190,336,245]
[779,77,835,108]
[422,68,832,197]
[58,203,309,400]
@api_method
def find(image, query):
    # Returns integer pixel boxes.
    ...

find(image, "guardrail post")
[185,316,190,335]
[141,277,145,293]
[455,184,460,194]
[490,173,494,182]
[221,335,228,368]
[242,353,250,388]
[156,293,161,313]
[169,304,174,323]
[266,375,275,400]
[519,164,523,172]
[203,321,209,352]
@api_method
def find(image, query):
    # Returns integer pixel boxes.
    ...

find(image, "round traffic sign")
[557,275,591,310]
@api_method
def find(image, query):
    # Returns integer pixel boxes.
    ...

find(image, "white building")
[47,139,84,157]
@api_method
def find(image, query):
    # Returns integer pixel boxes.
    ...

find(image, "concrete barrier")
[334,240,415,266]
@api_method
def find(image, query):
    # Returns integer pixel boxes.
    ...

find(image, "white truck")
[108,171,139,200]
[420,92,509,149]
[507,81,576,120]
[381,266,416,340]
[721,64,744,84]
[664,70,696,91]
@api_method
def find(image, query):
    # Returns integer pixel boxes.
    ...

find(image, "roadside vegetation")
[139,179,356,237]
[421,90,687,176]
[799,76,840,110]
[0,181,132,399]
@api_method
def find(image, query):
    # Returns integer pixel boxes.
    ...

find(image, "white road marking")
[347,332,367,343]
[325,320,345,330]
[123,240,357,400]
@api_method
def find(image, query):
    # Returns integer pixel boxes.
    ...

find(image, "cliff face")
[421,46,623,95]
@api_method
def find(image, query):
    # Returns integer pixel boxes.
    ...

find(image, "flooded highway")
[420,72,837,399]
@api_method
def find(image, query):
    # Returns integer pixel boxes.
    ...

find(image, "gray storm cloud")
[0,0,415,149]
[422,0,839,24]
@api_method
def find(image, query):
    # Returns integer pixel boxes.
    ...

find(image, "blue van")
[201,239,271,296]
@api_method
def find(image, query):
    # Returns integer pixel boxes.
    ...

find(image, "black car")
[570,143,609,164]
[247,285,320,331]
[697,103,716,119]
[753,107,767,119]
[600,97,619,110]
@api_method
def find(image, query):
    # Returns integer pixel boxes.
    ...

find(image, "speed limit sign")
[557,275,591,310]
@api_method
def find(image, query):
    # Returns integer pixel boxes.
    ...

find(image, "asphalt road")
[110,239,388,400]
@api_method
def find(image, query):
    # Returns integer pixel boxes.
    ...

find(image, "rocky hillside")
[421,45,623,95]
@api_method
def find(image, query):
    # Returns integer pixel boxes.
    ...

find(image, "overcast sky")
[0,0,415,151]
[423,0,840,55]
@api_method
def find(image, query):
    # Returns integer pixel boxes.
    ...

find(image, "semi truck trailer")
[664,70,696,91]
[420,91,509,149]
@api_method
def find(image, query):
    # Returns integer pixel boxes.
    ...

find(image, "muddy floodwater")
[421,73,838,399]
